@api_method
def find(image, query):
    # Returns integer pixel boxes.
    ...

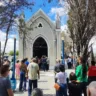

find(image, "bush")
[9,51,19,56]
[9,51,14,56]
[16,51,19,56]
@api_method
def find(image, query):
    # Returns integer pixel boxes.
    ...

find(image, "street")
[14,69,75,96]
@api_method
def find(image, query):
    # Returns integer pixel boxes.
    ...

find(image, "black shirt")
[68,81,82,96]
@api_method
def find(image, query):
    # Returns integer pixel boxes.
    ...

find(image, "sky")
[1,0,96,54]
[0,0,68,53]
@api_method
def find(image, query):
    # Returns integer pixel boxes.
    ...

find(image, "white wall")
[26,17,56,65]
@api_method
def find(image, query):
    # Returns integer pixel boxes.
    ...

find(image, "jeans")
[19,71,26,91]
[81,82,87,96]
[56,84,67,96]
[68,62,72,69]
[28,79,37,96]
[43,63,46,71]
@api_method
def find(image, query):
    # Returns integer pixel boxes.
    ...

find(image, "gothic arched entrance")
[33,37,48,58]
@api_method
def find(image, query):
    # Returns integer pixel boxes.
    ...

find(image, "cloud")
[0,30,18,53]
[0,30,6,41]
[49,1,69,17]
[49,1,69,26]
[61,25,68,32]
[50,7,67,17]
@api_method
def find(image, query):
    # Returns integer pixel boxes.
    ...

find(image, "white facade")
[19,9,61,65]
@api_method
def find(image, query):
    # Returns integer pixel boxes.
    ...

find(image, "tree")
[0,0,35,58]
[0,0,54,59]
[66,0,96,62]
[9,50,19,56]
[61,31,73,55]
[18,12,32,58]
[16,51,19,56]
[9,51,14,56]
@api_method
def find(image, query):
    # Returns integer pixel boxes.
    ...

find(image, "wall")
[26,17,56,65]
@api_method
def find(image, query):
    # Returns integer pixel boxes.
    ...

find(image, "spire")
[56,12,61,29]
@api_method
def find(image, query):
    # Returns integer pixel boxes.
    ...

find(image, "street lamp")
[62,37,65,64]
[11,37,16,91]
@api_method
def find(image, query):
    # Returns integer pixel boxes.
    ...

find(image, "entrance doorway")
[33,37,48,58]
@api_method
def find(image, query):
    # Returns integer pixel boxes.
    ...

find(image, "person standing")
[25,58,29,66]
[55,64,67,96]
[42,56,47,71]
[76,59,88,96]
[0,65,14,96]
[67,56,72,69]
[88,61,96,84]
[54,59,61,75]
[15,60,20,79]
[19,59,27,91]
[46,57,50,71]
[27,58,40,96]
[68,72,82,96]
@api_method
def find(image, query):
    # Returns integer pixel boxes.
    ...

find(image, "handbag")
[54,83,60,90]
[54,72,66,90]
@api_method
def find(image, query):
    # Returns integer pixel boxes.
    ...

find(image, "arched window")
[38,23,42,27]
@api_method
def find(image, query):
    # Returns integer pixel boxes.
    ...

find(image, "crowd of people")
[0,56,96,96]
[54,58,96,96]
[0,56,50,96]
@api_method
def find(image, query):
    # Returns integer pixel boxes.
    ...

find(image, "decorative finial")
[56,12,61,29]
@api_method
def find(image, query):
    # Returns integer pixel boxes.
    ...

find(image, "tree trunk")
[82,44,89,63]
[2,14,13,59]
[77,45,80,56]
[23,37,24,59]
[2,34,8,58]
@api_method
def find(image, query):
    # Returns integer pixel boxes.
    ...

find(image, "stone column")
[25,42,32,61]
[19,36,23,59]
[56,29,61,60]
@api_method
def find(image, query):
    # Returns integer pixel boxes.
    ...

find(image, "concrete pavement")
[14,69,75,96]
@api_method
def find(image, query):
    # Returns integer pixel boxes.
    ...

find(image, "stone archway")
[33,37,48,58]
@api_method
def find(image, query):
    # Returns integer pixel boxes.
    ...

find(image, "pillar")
[19,36,23,59]
[56,29,61,60]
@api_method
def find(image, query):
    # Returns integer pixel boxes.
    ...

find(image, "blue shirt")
[0,77,11,96]
[25,61,29,66]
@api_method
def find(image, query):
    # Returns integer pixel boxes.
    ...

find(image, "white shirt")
[56,72,67,84]
[68,58,72,63]
[27,62,39,80]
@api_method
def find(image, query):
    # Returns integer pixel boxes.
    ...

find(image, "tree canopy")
[0,0,53,58]
[67,0,96,61]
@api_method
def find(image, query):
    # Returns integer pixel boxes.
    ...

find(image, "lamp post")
[62,37,65,64]
[11,37,16,91]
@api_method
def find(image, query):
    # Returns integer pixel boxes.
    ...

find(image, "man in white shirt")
[67,57,72,69]
[27,58,40,96]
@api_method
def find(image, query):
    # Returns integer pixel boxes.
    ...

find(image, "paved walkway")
[14,69,75,96]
